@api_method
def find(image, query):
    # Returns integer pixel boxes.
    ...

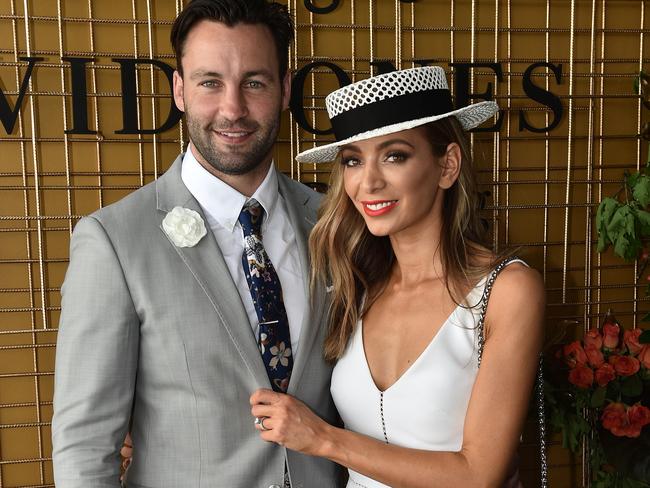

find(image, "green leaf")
[625,234,643,261]
[607,378,621,398]
[633,175,650,208]
[614,233,631,260]
[628,171,642,189]
[607,205,632,243]
[636,209,650,236]
[639,329,650,343]
[590,386,607,407]
[598,197,621,235]
[620,374,643,397]
[597,197,622,249]
[597,232,610,253]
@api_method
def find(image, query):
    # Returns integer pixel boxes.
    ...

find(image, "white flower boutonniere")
[162,206,207,248]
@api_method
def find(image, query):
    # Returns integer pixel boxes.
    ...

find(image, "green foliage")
[633,175,650,208]
[621,375,643,398]
[591,386,607,408]
[596,165,650,261]
[584,69,650,487]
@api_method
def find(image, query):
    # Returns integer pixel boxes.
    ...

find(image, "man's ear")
[173,70,185,113]
[439,143,462,189]
[281,70,292,111]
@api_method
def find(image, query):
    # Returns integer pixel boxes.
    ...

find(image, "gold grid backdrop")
[0,0,648,487]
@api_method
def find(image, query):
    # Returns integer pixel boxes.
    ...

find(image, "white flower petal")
[163,206,207,247]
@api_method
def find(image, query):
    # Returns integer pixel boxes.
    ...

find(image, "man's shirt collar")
[181,145,279,232]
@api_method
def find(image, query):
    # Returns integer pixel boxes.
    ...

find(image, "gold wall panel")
[0,1,648,487]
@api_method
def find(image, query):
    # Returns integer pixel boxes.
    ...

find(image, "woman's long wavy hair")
[309,116,516,362]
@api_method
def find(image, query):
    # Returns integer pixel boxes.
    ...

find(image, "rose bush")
[545,310,650,487]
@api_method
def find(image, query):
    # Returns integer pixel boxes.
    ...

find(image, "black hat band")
[330,88,455,141]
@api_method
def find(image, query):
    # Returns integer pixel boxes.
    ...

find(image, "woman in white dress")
[250,66,545,488]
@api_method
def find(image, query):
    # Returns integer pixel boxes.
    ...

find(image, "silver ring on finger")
[255,416,270,431]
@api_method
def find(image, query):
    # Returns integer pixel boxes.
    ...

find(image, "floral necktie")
[238,199,293,392]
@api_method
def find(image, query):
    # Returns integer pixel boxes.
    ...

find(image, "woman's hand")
[250,388,332,456]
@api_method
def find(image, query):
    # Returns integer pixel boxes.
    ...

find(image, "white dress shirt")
[181,147,307,358]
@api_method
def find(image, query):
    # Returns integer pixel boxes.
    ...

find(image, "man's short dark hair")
[171,0,294,79]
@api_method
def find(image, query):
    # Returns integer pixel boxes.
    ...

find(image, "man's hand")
[120,432,133,481]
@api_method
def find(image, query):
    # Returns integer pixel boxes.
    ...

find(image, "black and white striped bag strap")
[476,256,548,488]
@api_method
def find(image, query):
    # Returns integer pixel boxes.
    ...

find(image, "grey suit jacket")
[52,155,342,488]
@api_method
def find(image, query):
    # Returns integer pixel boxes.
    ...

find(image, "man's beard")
[186,111,281,176]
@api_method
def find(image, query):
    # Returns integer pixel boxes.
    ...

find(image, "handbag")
[476,256,548,488]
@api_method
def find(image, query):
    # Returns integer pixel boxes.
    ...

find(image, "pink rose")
[603,403,650,438]
[584,328,603,350]
[568,364,594,389]
[639,345,650,369]
[610,355,640,377]
[628,404,650,432]
[623,328,643,355]
[620,422,643,438]
[628,404,650,425]
[601,402,628,437]
[564,341,587,368]
[594,363,616,387]
[603,320,620,349]
[585,344,605,368]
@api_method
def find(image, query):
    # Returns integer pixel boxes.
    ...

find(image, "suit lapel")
[277,174,327,395]
[155,156,270,388]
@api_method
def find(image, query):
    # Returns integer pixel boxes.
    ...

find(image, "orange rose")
[623,328,643,355]
[568,364,594,389]
[628,404,650,429]
[585,344,605,368]
[601,402,628,436]
[564,340,587,368]
[620,422,643,438]
[639,345,650,369]
[594,363,616,387]
[602,320,620,349]
[584,328,603,350]
[610,355,640,377]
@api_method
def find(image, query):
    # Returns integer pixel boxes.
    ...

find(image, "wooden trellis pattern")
[0,1,648,486]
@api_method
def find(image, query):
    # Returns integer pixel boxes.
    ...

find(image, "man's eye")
[200,80,218,88]
[246,80,264,88]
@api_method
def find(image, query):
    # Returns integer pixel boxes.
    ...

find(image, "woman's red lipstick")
[361,200,398,216]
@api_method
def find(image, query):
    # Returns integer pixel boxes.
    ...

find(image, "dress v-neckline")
[360,281,484,394]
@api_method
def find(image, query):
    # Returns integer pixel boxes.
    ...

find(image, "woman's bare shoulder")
[486,261,545,337]
[494,261,544,296]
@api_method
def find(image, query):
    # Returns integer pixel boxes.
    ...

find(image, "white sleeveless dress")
[330,260,526,488]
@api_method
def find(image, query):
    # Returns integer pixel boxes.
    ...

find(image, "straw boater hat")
[295,66,500,164]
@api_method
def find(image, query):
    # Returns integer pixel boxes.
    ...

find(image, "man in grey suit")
[52,1,341,487]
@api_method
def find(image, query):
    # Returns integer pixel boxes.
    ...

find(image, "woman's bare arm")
[251,263,545,488]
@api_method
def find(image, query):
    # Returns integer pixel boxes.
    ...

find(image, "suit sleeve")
[52,216,139,488]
